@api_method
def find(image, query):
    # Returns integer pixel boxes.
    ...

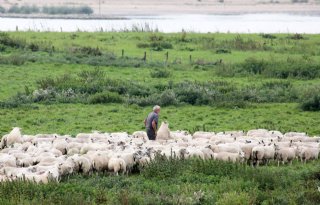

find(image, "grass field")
[0,31,320,204]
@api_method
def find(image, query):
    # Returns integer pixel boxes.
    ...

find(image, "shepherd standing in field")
[144,105,160,140]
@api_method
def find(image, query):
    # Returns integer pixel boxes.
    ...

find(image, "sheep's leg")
[277,160,280,167]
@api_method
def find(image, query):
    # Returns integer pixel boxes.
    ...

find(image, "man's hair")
[153,105,160,111]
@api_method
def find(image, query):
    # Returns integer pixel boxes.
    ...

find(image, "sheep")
[239,143,257,163]
[0,127,23,149]
[89,151,110,172]
[53,139,68,155]
[201,147,214,160]
[185,147,205,160]
[252,144,276,166]
[58,162,74,176]
[156,121,171,140]
[108,157,126,175]
[297,147,319,163]
[72,155,93,175]
[210,143,242,154]
[213,152,245,163]
[0,154,17,168]
[0,127,319,184]
[193,131,215,139]
[132,131,148,141]
[275,146,298,166]
[247,129,270,138]
[284,132,308,138]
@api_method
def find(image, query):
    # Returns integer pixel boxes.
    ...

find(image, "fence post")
[165,51,169,64]
[122,49,124,58]
[143,51,147,62]
[189,54,192,64]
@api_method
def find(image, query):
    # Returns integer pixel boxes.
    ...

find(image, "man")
[144,105,160,140]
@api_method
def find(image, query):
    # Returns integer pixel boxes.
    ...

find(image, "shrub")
[42,6,93,15]
[149,33,164,42]
[288,33,304,40]
[0,33,27,49]
[0,6,5,13]
[150,69,171,78]
[158,90,177,106]
[241,57,268,75]
[216,191,253,205]
[216,48,231,54]
[261,34,277,39]
[0,54,28,65]
[70,46,102,56]
[8,5,40,14]
[301,92,320,111]
[136,42,149,48]
[88,91,123,104]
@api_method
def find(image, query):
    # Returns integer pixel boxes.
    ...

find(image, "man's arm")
[152,120,157,134]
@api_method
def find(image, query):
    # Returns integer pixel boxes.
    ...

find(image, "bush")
[216,48,231,54]
[136,42,149,48]
[150,69,171,78]
[241,57,268,75]
[0,33,27,49]
[216,192,253,205]
[261,34,277,39]
[0,6,5,13]
[70,46,102,56]
[42,6,93,15]
[0,54,28,65]
[301,93,320,111]
[88,91,123,104]
[288,33,304,40]
[8,5,40,14]
[158,90,177,106]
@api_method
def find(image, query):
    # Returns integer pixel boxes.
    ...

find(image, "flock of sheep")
[0,122,319,184]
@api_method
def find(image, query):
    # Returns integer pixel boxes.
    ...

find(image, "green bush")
[136,42,150,48]
[216,48,231,54]
[216,192,253,205]
[150,69,171,78]
[0,33,27,49]
[8,5,40,14]
[261,34,277,39]
[0,6,5,13]
[42,6,93,15]
[88,91,123,104]
[301,92,320,111]
[0,54,28,65]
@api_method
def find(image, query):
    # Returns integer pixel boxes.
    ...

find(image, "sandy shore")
[0,0,320,18]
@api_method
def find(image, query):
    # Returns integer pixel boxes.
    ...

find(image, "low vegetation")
[0,5,93,15]
[0,157,319,204]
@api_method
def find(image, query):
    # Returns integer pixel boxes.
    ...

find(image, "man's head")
[153,105,161,114]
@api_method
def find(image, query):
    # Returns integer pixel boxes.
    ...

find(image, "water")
[0,14,319,33]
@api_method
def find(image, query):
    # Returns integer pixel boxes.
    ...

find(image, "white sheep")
[0,127,23,149]
[275,146,297,166]
[298,147,319,163]
[156,122,171,140]
[108,157,126,175]
[213,152,244,163]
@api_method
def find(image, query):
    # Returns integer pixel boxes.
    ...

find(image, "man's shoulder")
[150,112,158,118]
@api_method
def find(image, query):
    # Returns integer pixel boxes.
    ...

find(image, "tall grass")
[1,158,318,204]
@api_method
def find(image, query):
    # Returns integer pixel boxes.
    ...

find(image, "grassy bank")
[0,158,319,204]
[1,103,320,136]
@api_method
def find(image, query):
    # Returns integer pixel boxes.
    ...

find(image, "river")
[0,14,319,33]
